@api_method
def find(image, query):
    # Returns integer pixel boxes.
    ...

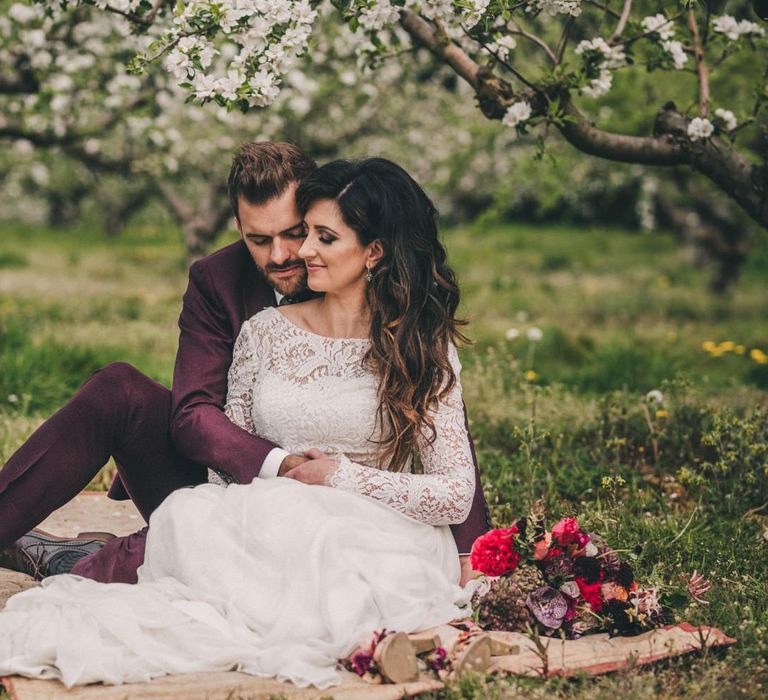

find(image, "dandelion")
[750,348,768,365]
[655,409,669,419]
[646,389,664,405]
[524,370,539,381]
[7,394,19,404]
[719,340,735,352]
[527,327,543,342]
[702,341,717,353]
[735,345,746,355]
[505,328,520,341]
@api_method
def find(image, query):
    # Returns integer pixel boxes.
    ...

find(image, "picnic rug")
[0,493,736,699]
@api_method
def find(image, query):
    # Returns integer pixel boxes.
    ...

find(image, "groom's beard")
[261,260,308,298]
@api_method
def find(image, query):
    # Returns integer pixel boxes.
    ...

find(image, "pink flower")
[552,517,583,546]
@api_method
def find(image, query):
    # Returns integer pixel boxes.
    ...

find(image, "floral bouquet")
[470,514,665,638]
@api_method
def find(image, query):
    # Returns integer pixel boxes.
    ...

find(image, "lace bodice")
[217,307,475,526]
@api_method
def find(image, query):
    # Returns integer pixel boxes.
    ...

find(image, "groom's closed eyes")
[244,222,306,246]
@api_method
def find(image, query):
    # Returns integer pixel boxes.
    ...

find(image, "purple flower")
[527,586,569,629]
[350,650,373,676]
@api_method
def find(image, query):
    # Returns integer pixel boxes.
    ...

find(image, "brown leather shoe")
[0,529,116,580]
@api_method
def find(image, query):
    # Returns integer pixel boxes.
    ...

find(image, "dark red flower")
[470,527,520,577]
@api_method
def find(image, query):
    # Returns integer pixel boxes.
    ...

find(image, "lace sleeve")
[328,344,475,526]
[223,320,262,434]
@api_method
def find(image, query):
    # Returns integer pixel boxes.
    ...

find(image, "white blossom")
[713,15,766,41]
[8,3,42,24]
[502,100,532,128]
[487,34,517,62]
[714,108,737,132]
[505,327,520,340]
[358,1,400,32]
[641,14,675,41]
[462,0,490,30]
[575,37,625,97]
[527,0,582,17]
[662,40,687,70]
[687,117,714,141]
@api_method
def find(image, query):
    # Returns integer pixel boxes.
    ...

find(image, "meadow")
[0,218,766,699]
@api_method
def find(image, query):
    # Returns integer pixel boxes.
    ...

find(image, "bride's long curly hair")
[296,158,469,472]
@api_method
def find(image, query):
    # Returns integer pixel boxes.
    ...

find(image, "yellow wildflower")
[656,409,669,419]
[719,341,735,352]
[702,341,717,353]
[750,349,768,365]
[735,345,746,355]
[524,370,539,381]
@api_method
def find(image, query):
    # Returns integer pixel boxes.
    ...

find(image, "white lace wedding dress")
[0,308,479,689]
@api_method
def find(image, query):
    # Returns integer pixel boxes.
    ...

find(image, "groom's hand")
[278,454,308,476]
[284,449,338,485]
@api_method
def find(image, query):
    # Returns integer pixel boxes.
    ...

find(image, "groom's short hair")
[228,142,317,221]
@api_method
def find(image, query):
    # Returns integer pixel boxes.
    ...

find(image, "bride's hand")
[283,449,338,485]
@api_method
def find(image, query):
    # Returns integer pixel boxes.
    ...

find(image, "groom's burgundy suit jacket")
[169,240,491,554]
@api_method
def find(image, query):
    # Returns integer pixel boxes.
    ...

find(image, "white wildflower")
[646,389,664,405]
[527,327,543,342]
[687,117,714,141]
[502,100,532,128]
[7,394,19,404]
[505,327,520,340]
[216,70,244,101]
[714,108,737,132]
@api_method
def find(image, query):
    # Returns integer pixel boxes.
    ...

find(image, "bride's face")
[299,199,376,294]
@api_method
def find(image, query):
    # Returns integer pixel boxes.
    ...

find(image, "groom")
[0,142,490,585]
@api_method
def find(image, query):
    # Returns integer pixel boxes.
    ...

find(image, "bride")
[0,158,485,689]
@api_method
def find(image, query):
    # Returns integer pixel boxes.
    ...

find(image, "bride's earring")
[365,265,373,283]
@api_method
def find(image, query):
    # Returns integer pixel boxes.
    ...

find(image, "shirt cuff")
[260,448,289,479]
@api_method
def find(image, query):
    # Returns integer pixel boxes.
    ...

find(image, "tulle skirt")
[0,479,475,688]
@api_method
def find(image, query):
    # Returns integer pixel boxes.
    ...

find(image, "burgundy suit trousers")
[0,363,207,583]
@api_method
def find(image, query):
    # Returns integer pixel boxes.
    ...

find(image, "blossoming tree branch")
[11,0,768,230]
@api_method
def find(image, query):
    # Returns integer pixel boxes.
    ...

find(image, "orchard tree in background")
[1,0,767,287]
[0,1,519,256]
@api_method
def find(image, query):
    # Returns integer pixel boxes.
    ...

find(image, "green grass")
[0,219,766,698]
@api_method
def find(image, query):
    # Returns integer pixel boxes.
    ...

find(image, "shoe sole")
[31,528,116,544]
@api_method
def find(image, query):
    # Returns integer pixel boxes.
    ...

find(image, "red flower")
[575,574,605,612]
[551,517,583,546]
[470,527,520,577]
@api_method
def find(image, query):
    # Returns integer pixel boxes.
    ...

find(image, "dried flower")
[687,570,712,605]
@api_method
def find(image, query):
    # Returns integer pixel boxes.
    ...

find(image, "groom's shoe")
[0,529,116,580]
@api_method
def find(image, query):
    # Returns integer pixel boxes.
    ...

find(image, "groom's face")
[236,184,308,297]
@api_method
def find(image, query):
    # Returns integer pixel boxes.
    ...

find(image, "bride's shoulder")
[238,307,283,343]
